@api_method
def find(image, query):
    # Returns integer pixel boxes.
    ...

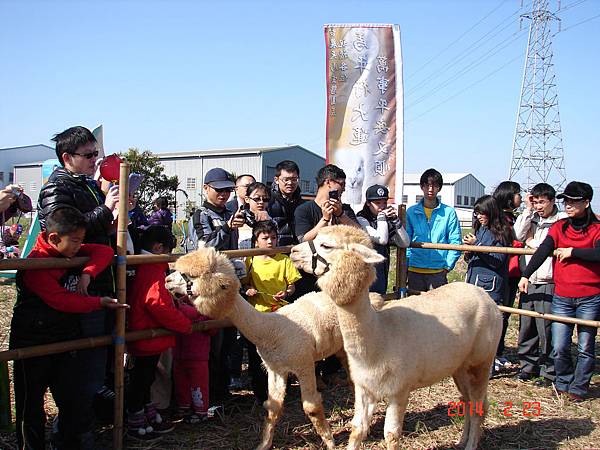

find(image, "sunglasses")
[209,185,234,193]
[71,150,99,159]
[249,196,269,203]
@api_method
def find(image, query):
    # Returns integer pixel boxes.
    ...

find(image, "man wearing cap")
[192,168,246,404]
[356,184,409,294]
[193,168,245,250]
[519,181,600,401]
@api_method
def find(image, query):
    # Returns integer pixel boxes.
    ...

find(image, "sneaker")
[568,392,585,403]
[149,414,175,434]
[514,371,537,382]
[173,406,191,422]
[127,427,162,442]
[184,412,209,424]
[533,378,553,387]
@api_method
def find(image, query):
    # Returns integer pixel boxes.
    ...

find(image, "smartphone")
[328,189,339,200]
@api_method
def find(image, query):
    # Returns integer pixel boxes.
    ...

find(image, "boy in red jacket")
[10,207,127,450]
[126,226,193,440]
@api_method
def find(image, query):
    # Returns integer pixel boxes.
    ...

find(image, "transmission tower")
[509,0,567,192]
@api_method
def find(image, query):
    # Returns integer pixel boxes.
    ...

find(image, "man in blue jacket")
[406,168,462,291]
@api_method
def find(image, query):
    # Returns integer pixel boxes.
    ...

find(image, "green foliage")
[119,148,179,214]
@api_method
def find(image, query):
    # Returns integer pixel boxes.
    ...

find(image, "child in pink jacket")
[173,298,215,423]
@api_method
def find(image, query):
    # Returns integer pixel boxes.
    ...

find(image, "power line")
[406,29,526,110]
[405,53,523,125]
[557,11,600,33]
[405,0,509,81]
[406,6,524,98]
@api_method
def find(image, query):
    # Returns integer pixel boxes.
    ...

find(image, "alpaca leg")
[383,391,409,450]
[452,369,472,448]
[296,368,335,450]
[453,362,491,450]
[335,350,354,390]
[348,385,375,450]
[462,363,491,450]
[256,370,287,450]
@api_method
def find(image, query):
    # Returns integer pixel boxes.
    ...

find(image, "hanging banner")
[324,23,403,206]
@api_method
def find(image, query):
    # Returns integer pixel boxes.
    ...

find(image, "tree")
[119,148,179,214]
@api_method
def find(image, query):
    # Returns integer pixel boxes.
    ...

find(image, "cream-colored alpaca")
[165,245,384,450]
[291,225,502,450]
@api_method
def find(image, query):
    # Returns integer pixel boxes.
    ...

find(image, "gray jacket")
[514,206,567,284]
[192,202,238,250]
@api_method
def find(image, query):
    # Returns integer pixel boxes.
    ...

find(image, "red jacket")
[173,303,213,361]
[127,262,192,356]
[548,220,600,297]
[22,233,114,313]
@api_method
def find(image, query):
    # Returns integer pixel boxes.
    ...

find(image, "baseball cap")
[203,168,235,189]
[556,181,593,201]
[365,184,389,200]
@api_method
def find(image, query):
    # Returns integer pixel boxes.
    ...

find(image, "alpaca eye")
[220,284,228,290]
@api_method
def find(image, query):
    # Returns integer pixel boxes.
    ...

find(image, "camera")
[328,190,339,200]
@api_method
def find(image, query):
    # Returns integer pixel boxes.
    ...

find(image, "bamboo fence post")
[113,162,129,450]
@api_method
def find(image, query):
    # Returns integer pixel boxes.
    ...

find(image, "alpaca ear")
[348,243,385,264]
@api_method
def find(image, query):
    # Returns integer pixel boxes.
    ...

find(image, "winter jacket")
[38,167,115,294]
[126,261,192,356]
[192,201,238,250]
[173,303,213,361]
[465,226,509,304]
[9,233,114,347]
[267,184,304,246]
[128,206,149,229]
[514,206,567,284]
[147,208,173,228]
[406,200,462,271]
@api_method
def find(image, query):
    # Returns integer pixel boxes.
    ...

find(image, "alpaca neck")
[226,293,279,346]
[325,285,379,357]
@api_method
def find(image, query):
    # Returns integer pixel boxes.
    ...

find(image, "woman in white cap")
[356,184,408,294]
[519,181,600,401]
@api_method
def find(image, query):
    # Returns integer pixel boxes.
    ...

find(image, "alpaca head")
[165,244,240,319]
[290,225,384,305]
[334,150,365,204]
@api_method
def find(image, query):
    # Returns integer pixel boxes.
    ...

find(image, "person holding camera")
[357,184,409,294]
[294,164,359,244]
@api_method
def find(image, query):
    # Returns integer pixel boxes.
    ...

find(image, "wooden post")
[113,162,130,450]
[395,204,408,298]
[0,361,11,430]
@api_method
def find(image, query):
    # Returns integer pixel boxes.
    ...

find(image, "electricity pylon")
[509,0,567,192]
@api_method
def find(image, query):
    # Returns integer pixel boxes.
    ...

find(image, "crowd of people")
[4,125,600,449]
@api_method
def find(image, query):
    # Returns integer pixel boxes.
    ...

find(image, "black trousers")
[127,354,160,413]
[13,351,88,450]
[245,339,268,402]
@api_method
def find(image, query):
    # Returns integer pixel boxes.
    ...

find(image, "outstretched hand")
[100,297,129,309]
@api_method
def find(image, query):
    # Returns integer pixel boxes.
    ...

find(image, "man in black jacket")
[37,126,120,448]
[267,160,304,246]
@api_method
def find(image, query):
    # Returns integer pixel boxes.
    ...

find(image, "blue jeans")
[551,293,600,397]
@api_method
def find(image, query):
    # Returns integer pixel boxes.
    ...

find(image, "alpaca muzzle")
[308,240,330,276]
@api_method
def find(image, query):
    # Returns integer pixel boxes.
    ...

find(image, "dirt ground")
[1,279,599,450]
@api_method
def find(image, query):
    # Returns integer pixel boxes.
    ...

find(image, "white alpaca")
[334,149,365,204]
[291,225,502,450]
[165,245,384,450]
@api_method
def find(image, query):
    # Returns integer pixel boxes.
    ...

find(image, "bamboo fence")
[1,168,599,445]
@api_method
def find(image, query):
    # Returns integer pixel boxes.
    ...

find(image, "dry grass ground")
[1,274,599,450]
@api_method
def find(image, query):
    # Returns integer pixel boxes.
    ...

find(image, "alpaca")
[165,245,384,450]
[291,225,503,450]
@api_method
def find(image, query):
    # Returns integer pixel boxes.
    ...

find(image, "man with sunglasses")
[36,125,120,448]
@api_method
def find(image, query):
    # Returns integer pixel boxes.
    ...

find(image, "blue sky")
[1,0,598,207]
